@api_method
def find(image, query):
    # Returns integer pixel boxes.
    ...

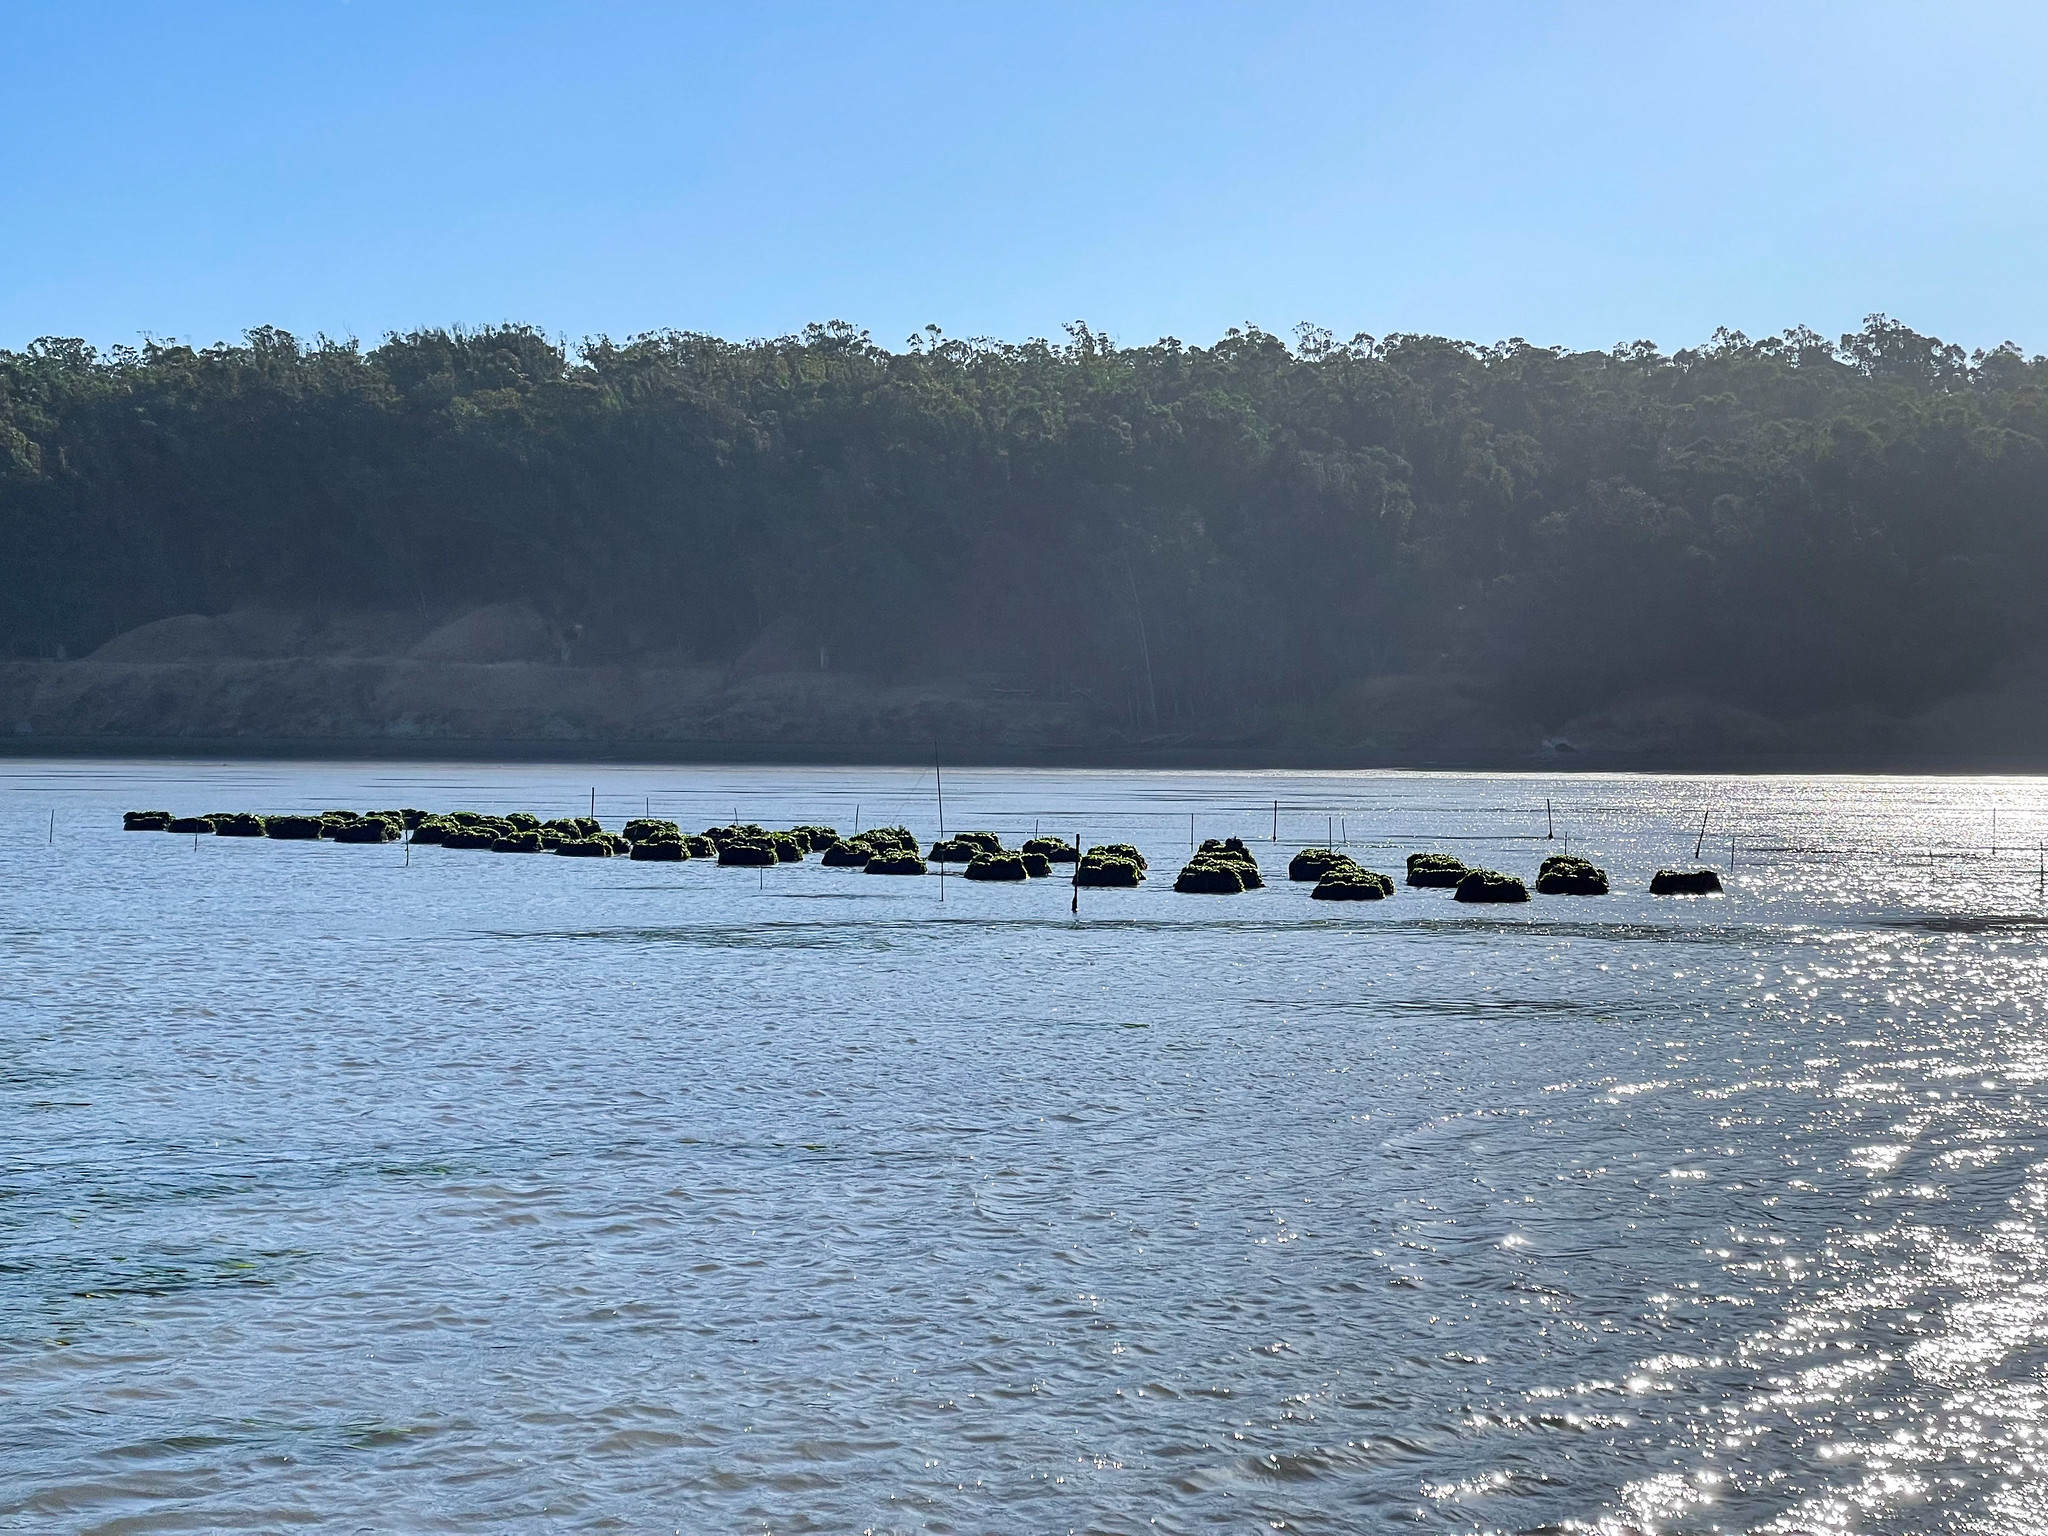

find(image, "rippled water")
[4,761,2048,1534]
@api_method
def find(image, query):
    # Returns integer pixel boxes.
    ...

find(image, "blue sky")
[4,1,2044,356]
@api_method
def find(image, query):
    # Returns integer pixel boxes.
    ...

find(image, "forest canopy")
[1,315,2043,730]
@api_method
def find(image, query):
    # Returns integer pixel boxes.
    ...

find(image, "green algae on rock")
[1075,847,1145,887]
[963,851,1029,881]
[1311,868,1394,900]
[556,837,616,858]
[1406,851,1467,887]
[265,814,326,840]
[167,816,215,835]
[1175,856,1247,894]
[123,810,173,831]
[211,813,268,837]
[1023,836,1078,863]
[1536,854,1609,895]
[1020,850,1053,878]
[1454,868,1530,903]
[491,830,544,853]
[864,847,928,875]
[1288,847,1355,881]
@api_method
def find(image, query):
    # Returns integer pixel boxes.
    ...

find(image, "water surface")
[3,761,2047,1534]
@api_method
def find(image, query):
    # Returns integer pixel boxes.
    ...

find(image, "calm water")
[4,760,2048,1535]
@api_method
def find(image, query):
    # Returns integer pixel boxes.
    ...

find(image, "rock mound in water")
[1075,846,1144,886]
[864,848,927,875]
[167,816,215,834]
[335,813,403,843]
[1023,836,1078,863]
[789,824,839,852]
[441,827,501,850]
[1312,867,1394,900]
[963,851,1029,881]
[123,810,173,831]
[1197,837,1264,888]
[1020,850,1052,878]
[820,837,875,866]
[630,837,686,861]
[931,831,1002,863]
[623,818,681,844]
[409,817,450,844]
[1454,868,1530,903]
[491,831,544,853]
[772,833,805,862]
[1289,847,1354,881]
[1536,854,1609,895]
[1406,851,1467,887]
[265,814,325,840]
[719,840,777,866]
[211,813,267,837]
[1175,856,1247,894]
[684,834,718,858]
[556,837,616,858]
[858,826,919,854]
[1650,868,1723,895]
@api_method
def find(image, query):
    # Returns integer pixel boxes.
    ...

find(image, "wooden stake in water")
[1272,801,1278,841]
[1694,807,1711,860]
[935,744,945,838]
[1189,812,1195,851]
[48,811,53,843]
[1547,798,1554,839]
[590,786,596,820]
[1072,833,1081,915]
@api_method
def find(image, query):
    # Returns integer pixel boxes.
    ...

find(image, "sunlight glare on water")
[2,760,2047,1534]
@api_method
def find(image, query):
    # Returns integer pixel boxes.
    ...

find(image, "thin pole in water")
[1072,832,1081,915]
[934,743,945,839]
[1328,815,1333,848]
[2038,841,2043,900]
[48,811,54,843]
[1563,832,1569,857]
[405,839,411,866]
[1729,833,1735,871]
[1547,798,1554,839]
[1694,807,1711,860]
[1992,809,1998,856]
[1273,800,1278,841]
[855,802,861,833]
[1189,812,1194,852]
[590,787,596,820]
[1342,817,1347,846]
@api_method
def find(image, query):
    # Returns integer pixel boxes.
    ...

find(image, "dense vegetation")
[2,315,2042,727]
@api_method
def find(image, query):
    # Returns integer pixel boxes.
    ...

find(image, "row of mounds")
[1174,837,1266,894]
[1076,843,1147,887]
[1650,867,1723,895]
[127,807,427,842]
[411,811,615,854]
[1536,854,1609,895]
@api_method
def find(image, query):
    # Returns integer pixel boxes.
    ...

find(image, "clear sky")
[5,0,2044,357]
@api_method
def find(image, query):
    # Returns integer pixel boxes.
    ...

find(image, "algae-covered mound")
[702,822,770,850]
[440,828,499,850]
[336,813,403,843]
[864,847,927,875]
[683,834,717,859]
[772,833,805,862]
[932,831,1002,862]
[318,810,359,837]
[859,826,920,854]
[167,816,215,834]
[630,837,686,861]
[409,817,451,845]
[1288,847,1355,882]
[964,851,1029,881]
[623,818,682,844]
[556,837,616,858]
[1454,868,1530,903]
[265,814,325,840]
[1536,854,1610,895]
[1197,837,1264,888]
[504,812,541,833]
[1075,846,1145,887]
[719,840,777,866]
[821,837,875,866]
[1650,868,1723,895]
[1020,850,1052,878]
[1022,836,1078,863]
[1312,868,1394,900]
[789,824,839,852]
[123,810,173,831]
[492,830,544,853]
[212,813,267,837]
[1406,851,1467,887]
[1175,856,1247,894]
[398,809,430,831]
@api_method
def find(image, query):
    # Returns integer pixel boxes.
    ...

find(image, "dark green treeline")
[2,316,2043,725]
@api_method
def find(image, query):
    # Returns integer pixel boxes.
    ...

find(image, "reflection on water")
[2,761,2047,1532]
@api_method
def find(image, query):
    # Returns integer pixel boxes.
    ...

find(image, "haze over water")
[4,760,2047,1534]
